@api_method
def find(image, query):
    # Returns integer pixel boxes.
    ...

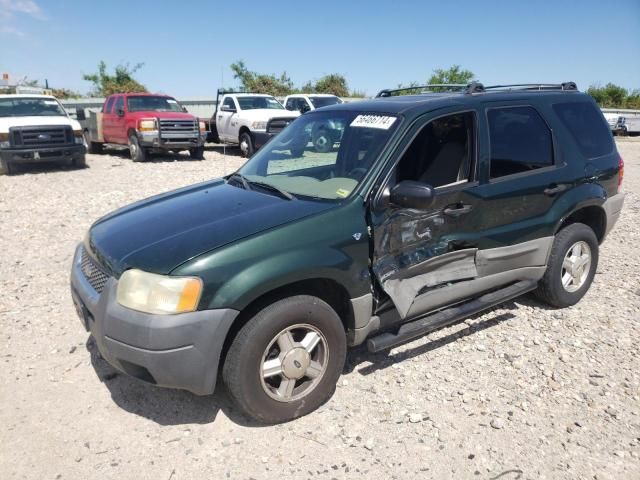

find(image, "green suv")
[70,82,625,423]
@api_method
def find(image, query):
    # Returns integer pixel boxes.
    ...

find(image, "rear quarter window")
[552,101,613,158]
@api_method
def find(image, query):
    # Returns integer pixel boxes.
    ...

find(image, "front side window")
[488,106,553,179]
[395,112,475,188]
[309,96,342,108]
[553,101,613,158]
[0,97,67,117]
[239,111,398,200]
[237,96,284,110]
[285,98,296,110]
[127,96,183,112]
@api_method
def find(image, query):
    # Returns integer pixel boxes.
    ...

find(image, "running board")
[366,280,538,352]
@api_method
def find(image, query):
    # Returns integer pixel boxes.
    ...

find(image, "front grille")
[159,119,198,139]
[267,117,296,135]
[11,126,72,147]
[80,248,111,294]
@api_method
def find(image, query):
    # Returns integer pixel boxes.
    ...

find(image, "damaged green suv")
[70,82,625,423]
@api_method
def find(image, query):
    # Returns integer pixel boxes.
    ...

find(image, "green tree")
[230,60,294,96]
[428,65,475,88]
[83,61,147,96]
[304,74,349,97]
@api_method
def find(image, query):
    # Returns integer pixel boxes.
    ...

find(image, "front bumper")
[138,131,206,150]
[1,144,85,163]
[69,245,238,395]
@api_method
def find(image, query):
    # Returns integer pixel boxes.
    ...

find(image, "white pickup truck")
[209,91,299,157]
[0,94,86,174]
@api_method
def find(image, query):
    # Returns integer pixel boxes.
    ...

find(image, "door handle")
[544,184,568,196]
[443,204,473,217]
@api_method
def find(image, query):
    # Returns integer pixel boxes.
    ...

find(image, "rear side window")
[488,106,553,179]
[553,102,613,158]
[103,96,115,114]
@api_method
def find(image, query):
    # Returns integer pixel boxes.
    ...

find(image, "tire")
[189,146,205,160]
[223,295,347,424]
[534,223,599,308]
[239,132,254,158]
[128,134,147,162]
[73,155,87,169]
[0,157,13,175]
[312,129,333,153]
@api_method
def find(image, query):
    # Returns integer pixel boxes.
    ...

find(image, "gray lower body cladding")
[69,245,238,395]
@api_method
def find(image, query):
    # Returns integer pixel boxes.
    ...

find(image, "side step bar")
[366,280,538,353]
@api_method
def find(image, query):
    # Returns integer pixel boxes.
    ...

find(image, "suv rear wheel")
[535,223,599,308]
[223,295,346,424]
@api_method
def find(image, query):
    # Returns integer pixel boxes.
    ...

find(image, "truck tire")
[534,223,599,308]
[239,132,254,158]
[0,158,13,175]
[223,295,347,424]
[189,146,205,160]
[312,128,333,153]
[128,134,147,162]
[73,155,87,169]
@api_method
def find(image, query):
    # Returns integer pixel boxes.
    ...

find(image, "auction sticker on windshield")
[350,115,396,130]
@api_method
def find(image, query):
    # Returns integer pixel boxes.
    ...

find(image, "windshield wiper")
[247,180,296,200]
[227,172,252,191]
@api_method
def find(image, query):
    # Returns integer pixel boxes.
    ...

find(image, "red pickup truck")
[78,93,207,161]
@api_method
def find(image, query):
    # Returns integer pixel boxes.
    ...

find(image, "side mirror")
[300,104,310,114]
[76,109,86,121]
[117,108,125,117]
[182,106,188,113]
[389,181,435,209]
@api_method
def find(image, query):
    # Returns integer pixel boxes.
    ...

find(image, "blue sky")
[1,0,639,97]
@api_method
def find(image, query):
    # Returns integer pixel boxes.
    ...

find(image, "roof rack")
[376,84,468,98]
[480,82,578,92]
[375,81,578,98]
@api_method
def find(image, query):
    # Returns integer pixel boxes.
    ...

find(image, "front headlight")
[0,141,9,149]
[116,269,203,315]
[0,132,9,148]
[251,121,267,130]
[199,121,206,132]
[137,119,157,132]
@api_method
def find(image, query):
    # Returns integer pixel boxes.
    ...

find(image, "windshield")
[238,111,399,200]
[237,96,284,110]
[0,97,66,117]
[309,96,342,108]
[127,96,183,112]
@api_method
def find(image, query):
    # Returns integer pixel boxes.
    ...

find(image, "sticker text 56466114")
[350,115,396,130]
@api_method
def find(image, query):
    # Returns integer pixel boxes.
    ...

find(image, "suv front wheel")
[223,295,346,424]
[535,223,599,308]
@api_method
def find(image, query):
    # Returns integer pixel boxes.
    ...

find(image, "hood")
[0,115,80,132]
[87,179,334,276]
[239,109,300,121]
[127,111,197,120]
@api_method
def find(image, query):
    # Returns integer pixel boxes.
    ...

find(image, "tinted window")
[396,112,475,188]
[237,96,283,110]
[104,96,115,114]
[488,106,553,179]
[114,96,124,113]
[309,96,342,108]
[285,98,296,110]
[553,101,613,158]
[127,96,182,112]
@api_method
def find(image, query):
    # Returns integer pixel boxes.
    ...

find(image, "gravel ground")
[1,140,639,480]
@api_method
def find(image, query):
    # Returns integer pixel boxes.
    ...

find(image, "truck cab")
[0,94,86,174]
[283,93,343,114]
[80,93,207,162]
[211,92,299,157]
